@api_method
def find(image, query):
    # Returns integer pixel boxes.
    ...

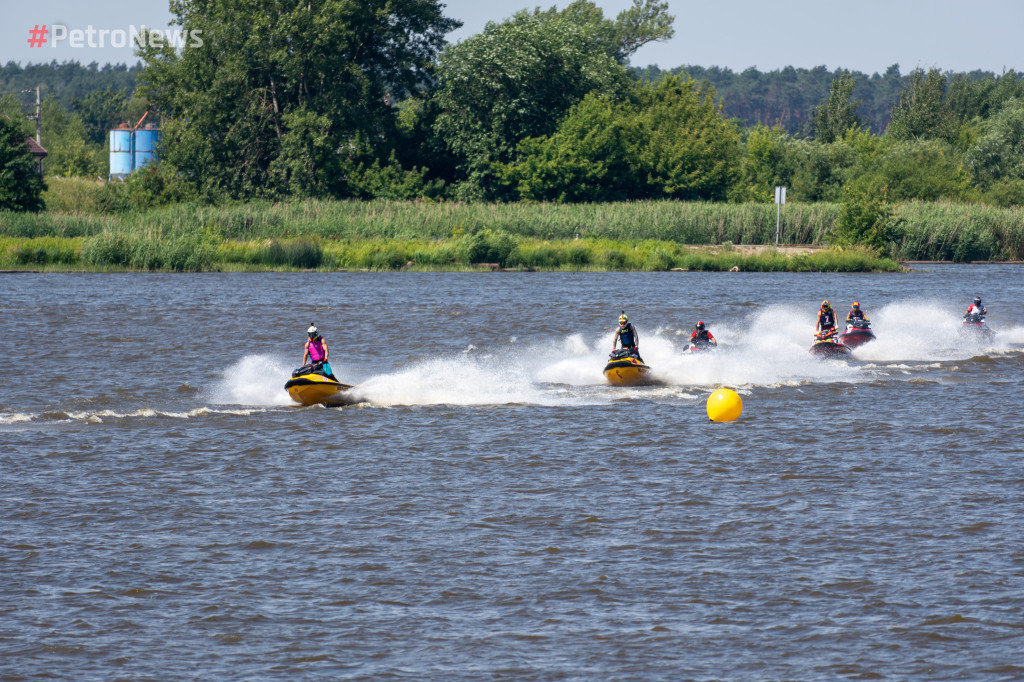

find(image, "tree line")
[1,0,1023,218]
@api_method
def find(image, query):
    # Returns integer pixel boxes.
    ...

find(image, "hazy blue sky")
[4,0,1022,75]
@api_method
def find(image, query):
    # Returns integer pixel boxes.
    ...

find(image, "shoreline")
[0,238,901,273]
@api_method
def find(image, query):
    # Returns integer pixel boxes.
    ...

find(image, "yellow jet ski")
[603,349,652,386]
[285,362,354,406]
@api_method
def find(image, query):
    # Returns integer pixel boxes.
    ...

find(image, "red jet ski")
[687,340,718,353]
[809,331,851,358]
[839,319,876,349]
[959,313,996,343]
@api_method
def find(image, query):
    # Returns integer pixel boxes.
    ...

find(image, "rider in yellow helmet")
[613,312,643,362]
[815,300,837,339]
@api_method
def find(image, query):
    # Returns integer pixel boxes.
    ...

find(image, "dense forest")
[4,59,1021,157]
[1,0,1023,239]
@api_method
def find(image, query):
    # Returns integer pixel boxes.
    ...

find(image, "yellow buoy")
[706,388,743,422]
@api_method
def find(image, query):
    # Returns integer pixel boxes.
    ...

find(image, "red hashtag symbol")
[27,25,48,48]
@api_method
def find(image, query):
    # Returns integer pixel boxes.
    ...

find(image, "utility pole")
[22,86,43,174]
[33,86,41,145]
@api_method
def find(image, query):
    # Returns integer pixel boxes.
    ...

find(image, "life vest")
[307,337,326,362]
[848,309,864,321]
[819,308,836,329]
[692,329,712,344]
[617,324,636,348]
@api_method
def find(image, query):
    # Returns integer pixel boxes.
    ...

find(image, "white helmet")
[307,324,319,336]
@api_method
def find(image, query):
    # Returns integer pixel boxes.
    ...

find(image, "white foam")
[206,354,295,406]
[353,354,560,407]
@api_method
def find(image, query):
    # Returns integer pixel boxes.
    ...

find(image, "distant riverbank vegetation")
[0,233,900,273]
[1,0,1023,271]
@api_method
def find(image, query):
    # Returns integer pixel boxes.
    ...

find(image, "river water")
[3,266,1024,680]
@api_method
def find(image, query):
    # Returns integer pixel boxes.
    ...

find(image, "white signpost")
[774,186,787,245]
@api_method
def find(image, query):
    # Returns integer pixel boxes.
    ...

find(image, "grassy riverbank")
[2,183,1021,270]
[0,235,900,273]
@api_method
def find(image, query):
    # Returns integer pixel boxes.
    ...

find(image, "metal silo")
[133,127,160,171]
[109,128,133,180]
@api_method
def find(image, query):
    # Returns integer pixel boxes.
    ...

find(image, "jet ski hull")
[809,339,852,358]
[603,358,652,386]
[838,328,875,349]
[285,373,354,406]
[959,322,995,342]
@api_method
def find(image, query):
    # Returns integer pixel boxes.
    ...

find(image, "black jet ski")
[839,319,876,349]
[603,348,652,386]
[285,361,354,406]
[809,331,851,358]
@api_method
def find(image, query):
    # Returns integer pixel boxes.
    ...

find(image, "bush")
[82,229,214,271]
[262,239,323,268]
[463,229,516,266]
[11,239,77,265]
[832,176,904,254]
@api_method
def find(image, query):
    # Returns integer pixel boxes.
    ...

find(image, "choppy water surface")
[3,267,1024,680]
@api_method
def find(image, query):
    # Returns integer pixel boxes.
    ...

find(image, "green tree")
[967,98,1024,187]
[832,174,903,254]
[887,68,958,142]
[138,0,458,201]
[547,0,675,61]
[734,123,793,202]
[0,115,46,211]
[874,140,972,201]
[40,98,105,178]
[500,75,738,202]
[71,86,131,145]
[811,71,863,143]
[432,1,673,199]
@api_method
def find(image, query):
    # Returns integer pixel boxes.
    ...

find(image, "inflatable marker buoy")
[706,388,742,422]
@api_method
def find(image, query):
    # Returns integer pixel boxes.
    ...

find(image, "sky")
[3,0,1022,75]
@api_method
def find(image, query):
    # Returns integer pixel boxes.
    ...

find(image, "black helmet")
[696,321,705,330]
[974,296,982,305]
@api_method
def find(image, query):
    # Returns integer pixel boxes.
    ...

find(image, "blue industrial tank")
[132,128,160,171]
[109,129,133,180]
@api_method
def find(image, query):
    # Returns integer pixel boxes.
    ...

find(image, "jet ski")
[687,341,717,353]
[959,313,996,343]
[603,348,652,386]
[839,319,876,349]
[285,361,354,406]
[809,331,851,358]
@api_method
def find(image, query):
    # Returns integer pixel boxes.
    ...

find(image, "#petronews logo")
[27,24,203,49]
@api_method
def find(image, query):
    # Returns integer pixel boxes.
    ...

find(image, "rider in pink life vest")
[303,324,337,380]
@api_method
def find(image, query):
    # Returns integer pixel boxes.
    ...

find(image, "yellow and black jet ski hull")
[284,373,354,406]
[603,358,652,386]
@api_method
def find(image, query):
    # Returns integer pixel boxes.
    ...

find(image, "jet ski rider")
[613,312,644,362]
[690,321,717,349]
[846,301,869,324]
[303,324,338,381]
[964,296,987,323]
[816,300,838,339]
